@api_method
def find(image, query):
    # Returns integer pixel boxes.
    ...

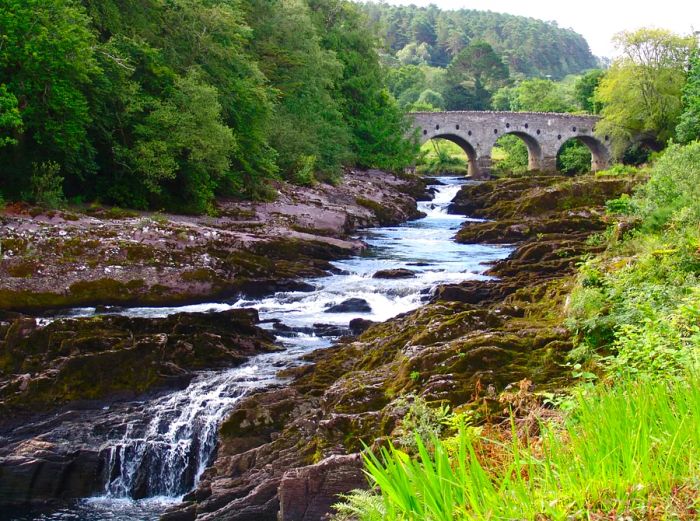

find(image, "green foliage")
[635,142,700,227]
[573,69,605,113]
[334,375,700,520]
[443,41,508,110]
[0,0,98,197]
[567,142,700,370]
[510,78,576,113]
[556,139,592,174]
[595,164,639,177]
[0,0,418,210]
[491,135,528,177]
[245,0,351,182]
[595,29,697,158]
[0,84,22,147]
[391,395,450,453]
[416,140,467,175]
[676,50,700,143]
[290,155,318,187]
[362,3,598,79]
[30,162,66,209]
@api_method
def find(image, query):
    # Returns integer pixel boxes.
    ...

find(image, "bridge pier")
[475,156,492,179]
[540,156,558,173]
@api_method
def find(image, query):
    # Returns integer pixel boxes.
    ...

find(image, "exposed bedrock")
[164,174,640,520]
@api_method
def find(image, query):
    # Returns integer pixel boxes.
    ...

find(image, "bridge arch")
[429,134,478,176]
[493,131,544,172]
[556,135,610,172]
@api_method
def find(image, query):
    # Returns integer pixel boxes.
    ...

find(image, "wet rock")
[278,454,365,521]
[432,280,516,305]
[0,309,277,418]
[0,442,103,506]
[349,318,376,335]
[372,268,416,279]
[313,324,351,338]
[325,298,372,313]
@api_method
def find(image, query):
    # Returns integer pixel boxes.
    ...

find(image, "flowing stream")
[10,176,511,520]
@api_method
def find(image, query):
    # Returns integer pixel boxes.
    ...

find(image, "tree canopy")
[0,0,418,211]
[595,29,697,157]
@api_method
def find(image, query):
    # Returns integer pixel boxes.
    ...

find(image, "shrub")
[30,161,66,208]
[557,139,591,174]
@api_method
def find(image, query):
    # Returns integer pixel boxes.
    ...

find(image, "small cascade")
[102,363,274,499]
[418,181,464,218]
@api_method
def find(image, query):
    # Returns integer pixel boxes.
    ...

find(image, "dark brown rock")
[325,298,372,313]
[372,268,416,279]
[278,454,366,521]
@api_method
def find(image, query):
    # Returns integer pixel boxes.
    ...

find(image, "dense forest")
[0,0,417,213]
[361,3,599,78]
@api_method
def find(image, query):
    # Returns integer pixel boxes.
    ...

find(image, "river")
[8,176,511,520]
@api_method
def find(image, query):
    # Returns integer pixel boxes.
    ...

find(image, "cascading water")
[11,176,512,521]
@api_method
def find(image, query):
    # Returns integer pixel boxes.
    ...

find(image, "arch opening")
[418,134,478,177]
[556,135,609,173]
[622,138,662,166]
[492,131,543,176]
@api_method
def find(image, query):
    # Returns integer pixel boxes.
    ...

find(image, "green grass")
[334,376,700,520]
[417,140,468,175]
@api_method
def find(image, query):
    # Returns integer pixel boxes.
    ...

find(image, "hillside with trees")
[361,2,598,78]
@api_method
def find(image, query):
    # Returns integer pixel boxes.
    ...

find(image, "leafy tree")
[443,41,509,110]
[595,29,696,157]
[121,71,236,214]
[574,69,605,113]
[0,85,22,147]
[0,0,97,197]
[387,65,426,108]
[416,89,445,110]
[676,50,700,143]
[491,86,517,111]
[511,79,575,113]
[309,0,418,171]
[396,42,432,66]
[245,0,351,183]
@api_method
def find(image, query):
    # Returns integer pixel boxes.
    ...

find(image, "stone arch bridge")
[410,111,611,178]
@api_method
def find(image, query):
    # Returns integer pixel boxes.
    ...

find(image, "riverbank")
[0,169,428,510]
[0,170,427,314]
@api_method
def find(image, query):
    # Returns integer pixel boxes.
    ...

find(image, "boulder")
[349,318,376,335]
[325,298,371,313]
[372,268,416,279]
[278,454,366,521]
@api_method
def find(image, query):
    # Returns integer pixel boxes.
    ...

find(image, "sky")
[379,0,700,58]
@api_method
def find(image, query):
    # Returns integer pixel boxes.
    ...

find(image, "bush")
[491,135,528,177]
[557,139,591,174]
[334,375,700,521]
[567,142,700,370]
[30,161,66,208]
[291,155,317,187]
[634,141,700,229]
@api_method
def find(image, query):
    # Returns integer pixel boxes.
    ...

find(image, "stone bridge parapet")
[410,111,611,177]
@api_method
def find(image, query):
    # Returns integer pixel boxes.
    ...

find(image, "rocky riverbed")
[0,172,639,520]
[159,174,639,521]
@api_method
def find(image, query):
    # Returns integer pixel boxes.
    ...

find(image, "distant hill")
[360,2,599,79]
